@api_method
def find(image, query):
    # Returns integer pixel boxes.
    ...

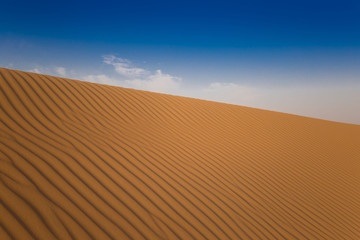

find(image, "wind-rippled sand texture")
[0,67,360,240]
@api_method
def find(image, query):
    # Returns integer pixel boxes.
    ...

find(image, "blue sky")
[1,0,359,124]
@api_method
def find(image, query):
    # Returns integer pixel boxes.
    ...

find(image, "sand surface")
[0,67,360,239]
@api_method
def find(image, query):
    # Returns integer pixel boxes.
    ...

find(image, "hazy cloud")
[83,74,121,86]
[55,67,67,77]
[180,82,360,124]
[28,66,68,77]
[124,70,181,93]
[29,68,42,74]
[199,82,259,104]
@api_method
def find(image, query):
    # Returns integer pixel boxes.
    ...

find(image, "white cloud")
[29,68,42,74]
[55,67,66,77]
[124,70,181,93]
[103,55,148,77]
[82,74,122,86]
[101,55,182,93]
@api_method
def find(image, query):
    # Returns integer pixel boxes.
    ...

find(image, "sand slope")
[0,67,359,239]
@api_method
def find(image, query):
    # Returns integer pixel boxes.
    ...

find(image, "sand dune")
[0,67,359,239]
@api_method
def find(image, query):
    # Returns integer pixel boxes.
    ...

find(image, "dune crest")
[0,67,359,239]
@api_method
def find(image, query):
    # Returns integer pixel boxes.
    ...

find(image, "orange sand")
[0,67,359,239]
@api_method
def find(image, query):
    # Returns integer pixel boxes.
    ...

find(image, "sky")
[1,0,359,124]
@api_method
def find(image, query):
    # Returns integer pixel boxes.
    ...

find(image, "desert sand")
[0,67,359,239]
